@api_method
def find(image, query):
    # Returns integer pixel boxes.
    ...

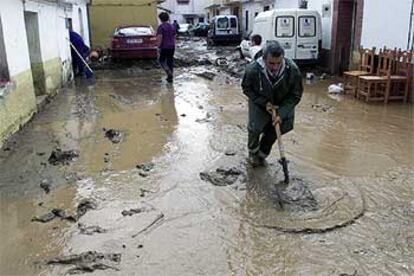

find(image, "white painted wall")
[242,2,264,33]
[307,0,332,49]
[0,0,90,81]
[160,0,209,23]
[72,2,91,46]
[361,0,412,50]
[0,0,32,77]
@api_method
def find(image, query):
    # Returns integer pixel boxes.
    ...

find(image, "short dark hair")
[159,12,169,22]
[263,41,285,59]
[251,34,262,46]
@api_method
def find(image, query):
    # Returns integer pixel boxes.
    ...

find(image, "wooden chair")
[387,50,413,103]
[343,47,376,96]
[357,48,394,103]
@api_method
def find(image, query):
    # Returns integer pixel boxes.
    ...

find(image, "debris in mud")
[328,83,344,94]
[45,251,121,274]
[139,188,154,197]
[137,244,143,249]
[195,71,216,80]
[103,128,123,144]
[275,179,318,212]
[121,207,146,216]
[40,179,51,194]
[311,103,334,113]
[200,167,244,186]
[76,198,98,219]
[32,199,97,223]
[224,150,237,156]
[132,213,165,238]
[78,223,107,235]
[32,208,76,223]
[48,148,79,166]
[136,163,154,172]
[139,172,149,178]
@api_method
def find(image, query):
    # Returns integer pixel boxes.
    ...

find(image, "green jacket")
[241,58,303,135]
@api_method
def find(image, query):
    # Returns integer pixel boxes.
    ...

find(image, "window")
[177,0,189,4]
[264,6,270,11]
[115,26,154,36]
[217,17,228,29]
[0,16,10,84]
[299,16,316,37]
[199,17,204,23]
[230,17,237,28]
[255,12,259,17]
[275,16,294,38]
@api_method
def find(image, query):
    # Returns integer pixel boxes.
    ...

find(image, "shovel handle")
[271,108,286,159]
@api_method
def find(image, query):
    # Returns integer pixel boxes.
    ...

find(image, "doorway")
[24,11,46,96]
[331,0,362,74]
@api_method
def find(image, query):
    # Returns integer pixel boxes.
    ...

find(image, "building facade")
[0,0,90,147]
[159,0,211,24]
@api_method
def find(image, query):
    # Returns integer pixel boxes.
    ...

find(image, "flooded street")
[0,42,413,275]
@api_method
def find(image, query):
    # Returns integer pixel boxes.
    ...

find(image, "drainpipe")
[408,0,414,50]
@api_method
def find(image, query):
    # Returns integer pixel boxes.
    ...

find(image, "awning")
[205,4,221,9]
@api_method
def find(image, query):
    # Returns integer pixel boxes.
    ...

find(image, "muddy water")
[0,66,413,275]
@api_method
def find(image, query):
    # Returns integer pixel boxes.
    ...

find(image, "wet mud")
[45,251,121,274]
[1,38,413,275]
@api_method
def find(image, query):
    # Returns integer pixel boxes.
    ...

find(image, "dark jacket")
[241,58,303,135]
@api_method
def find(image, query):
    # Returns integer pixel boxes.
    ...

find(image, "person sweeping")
[241,41,303,170]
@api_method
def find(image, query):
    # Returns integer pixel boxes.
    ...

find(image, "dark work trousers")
[159,48,175,77]
[248,121,278,158]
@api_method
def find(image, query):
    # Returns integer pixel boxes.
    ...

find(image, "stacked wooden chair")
[388,49,413,103]
[343,47,376,97]
[357,47,413,103]
[357,48,394,103]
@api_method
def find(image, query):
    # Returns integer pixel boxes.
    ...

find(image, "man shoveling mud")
[242,41,303,167]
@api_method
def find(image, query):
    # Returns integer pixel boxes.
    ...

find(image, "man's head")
[251,34,262,46]
[263,41,285,74]
[159,12,169,23]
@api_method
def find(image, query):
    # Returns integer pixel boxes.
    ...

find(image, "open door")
[274,11,296,59]
[295,12,319,61]
[24,11,46,96]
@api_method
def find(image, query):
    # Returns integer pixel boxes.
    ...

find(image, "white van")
[207,15,241,45]
[240,9,322,63]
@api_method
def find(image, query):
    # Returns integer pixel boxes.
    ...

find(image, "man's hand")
[272,115,282,126]
[266,102,282,126]
[266,102,278,114]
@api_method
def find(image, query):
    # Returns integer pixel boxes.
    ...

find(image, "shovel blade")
[279,157,289,184]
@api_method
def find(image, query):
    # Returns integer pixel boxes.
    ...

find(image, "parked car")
[110,25,158,60]
[191,23,209,37]
[207,15,241,45]
[241,9,322,63]
[178,23,192,36]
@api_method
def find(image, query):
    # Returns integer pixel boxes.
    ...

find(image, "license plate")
[127,39,142,44]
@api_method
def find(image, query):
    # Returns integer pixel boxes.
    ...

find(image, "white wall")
[160,0,209,23]
[307,0,333,49]
[71,2,91,46]
[242,2,263,33]
[0,0,32,77]
[361,0,412,50]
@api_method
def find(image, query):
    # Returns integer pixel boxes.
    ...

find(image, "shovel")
[270,107,290,184]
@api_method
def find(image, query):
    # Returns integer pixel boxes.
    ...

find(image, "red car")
[110,25,158,59]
